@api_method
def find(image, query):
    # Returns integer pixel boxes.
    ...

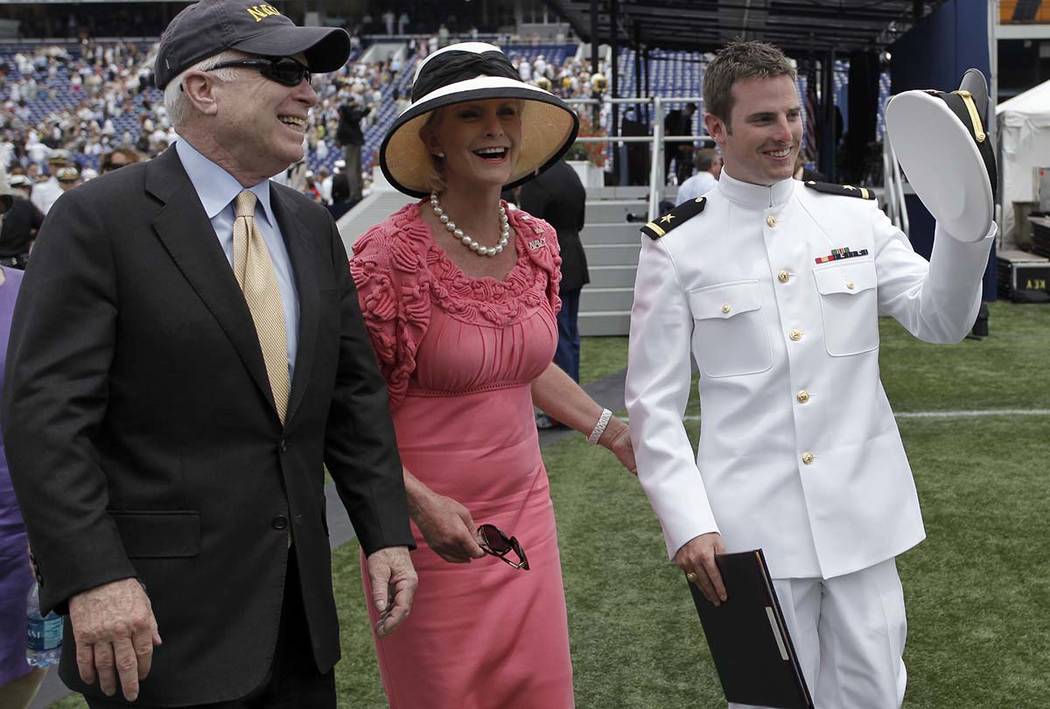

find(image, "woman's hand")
[410,487,486,563]
[601,422,637,476]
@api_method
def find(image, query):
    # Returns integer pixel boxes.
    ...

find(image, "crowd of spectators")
[0,35,622,217]
[509,52,610,101]
[0,38,405,212]
[0,42,164,174]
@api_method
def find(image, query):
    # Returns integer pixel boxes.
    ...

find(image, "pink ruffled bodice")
[350,200,563,410]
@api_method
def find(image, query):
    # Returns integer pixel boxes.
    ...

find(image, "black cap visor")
[234,25,350,72]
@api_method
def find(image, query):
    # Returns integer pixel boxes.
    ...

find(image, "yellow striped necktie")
[232,190,289,423]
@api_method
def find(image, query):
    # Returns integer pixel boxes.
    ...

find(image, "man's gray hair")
[163,49,244,129]
[703,40,796,125]
[693,148,718,172]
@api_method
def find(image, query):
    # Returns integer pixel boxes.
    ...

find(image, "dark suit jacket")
[519,160,590,293]
[2,147,413,705]
[0,196,44,258]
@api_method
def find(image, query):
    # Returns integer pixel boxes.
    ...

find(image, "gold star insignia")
[660,214,676,224]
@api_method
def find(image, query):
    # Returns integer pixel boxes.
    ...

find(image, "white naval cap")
[884,68,996,243]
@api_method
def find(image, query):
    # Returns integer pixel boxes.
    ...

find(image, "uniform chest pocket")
[688,280,772,378]
[812,260,879,356]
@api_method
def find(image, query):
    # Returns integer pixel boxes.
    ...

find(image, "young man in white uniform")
[626,41,995,708]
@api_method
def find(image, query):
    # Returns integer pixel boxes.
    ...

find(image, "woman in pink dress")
[350,42,635,708]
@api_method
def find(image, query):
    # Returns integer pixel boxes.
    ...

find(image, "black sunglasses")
[206,56,311,87]
[477,524,529,571]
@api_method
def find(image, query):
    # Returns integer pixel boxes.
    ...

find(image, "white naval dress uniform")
[29,176,63,216]
[625,170,995,708]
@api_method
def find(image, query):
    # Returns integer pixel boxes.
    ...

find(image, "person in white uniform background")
[626,40,995,708]
[29,151,70,217]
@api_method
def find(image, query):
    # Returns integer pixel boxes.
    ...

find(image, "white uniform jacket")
[625,171,995,579]
[30,176,63,216]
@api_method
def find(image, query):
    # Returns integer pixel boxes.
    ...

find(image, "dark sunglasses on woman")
[205,56,311,87]
[477,524,529,571]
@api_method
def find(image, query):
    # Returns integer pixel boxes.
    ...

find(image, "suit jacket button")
[272,515,289,530]
[279,439,287,452]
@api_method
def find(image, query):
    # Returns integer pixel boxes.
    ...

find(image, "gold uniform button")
[796,390,810,404]
[846,281,856,290]
[721,304,732,314]
[766,215,777,227]
[802,452,815,465]
[777,270,790,283]
[789,329,802,342]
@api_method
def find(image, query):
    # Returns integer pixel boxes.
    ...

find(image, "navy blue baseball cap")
[155,0,350,90]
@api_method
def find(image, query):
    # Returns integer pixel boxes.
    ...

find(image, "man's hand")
[674,532,728,606]
[366,546,418,638]
[411,490,486,564]
[68,578,162,701]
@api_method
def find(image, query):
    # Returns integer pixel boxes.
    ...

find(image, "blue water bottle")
[26,581,62,668]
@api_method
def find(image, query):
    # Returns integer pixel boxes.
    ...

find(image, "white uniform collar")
[717,168,795,209]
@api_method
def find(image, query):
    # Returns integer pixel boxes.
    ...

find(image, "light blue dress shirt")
[175,138,299,381]
[675,171,718,206]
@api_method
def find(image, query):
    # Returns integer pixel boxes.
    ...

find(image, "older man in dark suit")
[2,2,416,707]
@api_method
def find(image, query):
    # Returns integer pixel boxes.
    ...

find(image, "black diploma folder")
[688,549,814,708]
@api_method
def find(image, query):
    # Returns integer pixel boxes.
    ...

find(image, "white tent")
[997,79,1050,245]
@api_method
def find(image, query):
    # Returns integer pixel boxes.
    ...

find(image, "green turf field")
[51,302,1050,708]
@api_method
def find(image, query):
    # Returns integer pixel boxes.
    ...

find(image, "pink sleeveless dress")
[350,201,574,709]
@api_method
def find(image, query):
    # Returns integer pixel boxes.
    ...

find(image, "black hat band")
[412,50,520,102]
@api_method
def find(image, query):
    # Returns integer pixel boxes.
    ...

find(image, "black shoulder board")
[804,181,875,200]
[641,196,707,240]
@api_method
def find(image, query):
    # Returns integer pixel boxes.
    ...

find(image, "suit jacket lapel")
[270,185,318,427]
[146,149,278,419]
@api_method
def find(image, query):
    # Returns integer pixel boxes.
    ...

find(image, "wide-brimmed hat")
[885,68,997,243]
[155,0,350,90]
[379,42,579,198]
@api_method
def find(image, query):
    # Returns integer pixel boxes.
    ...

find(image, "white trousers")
[729,558,907,709]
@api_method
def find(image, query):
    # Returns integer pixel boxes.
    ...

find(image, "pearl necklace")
[430,192,511,257]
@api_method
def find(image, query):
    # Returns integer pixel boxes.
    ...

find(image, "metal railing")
[880,106,909,235]
[564,95,705,220]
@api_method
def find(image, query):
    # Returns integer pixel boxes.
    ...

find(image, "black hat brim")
[234,25,350,73]
[958,68,990,126]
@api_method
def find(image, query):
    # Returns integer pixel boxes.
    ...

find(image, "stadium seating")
[3,40,888,185]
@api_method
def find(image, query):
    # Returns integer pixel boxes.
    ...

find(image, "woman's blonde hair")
[418,109,447,195]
